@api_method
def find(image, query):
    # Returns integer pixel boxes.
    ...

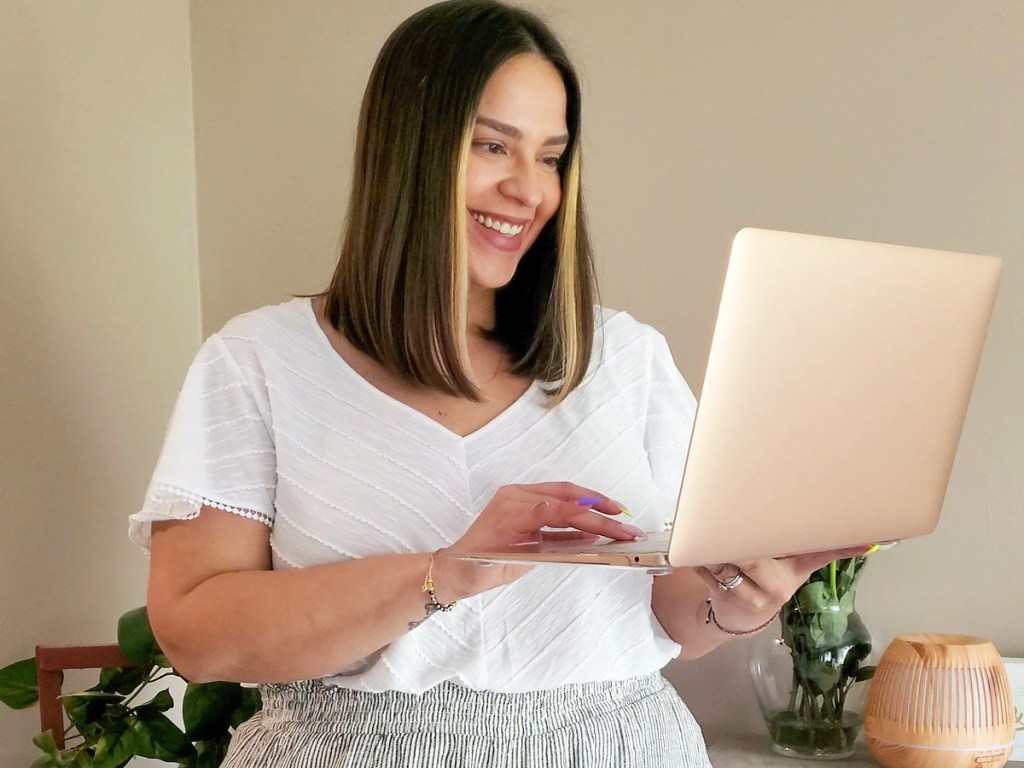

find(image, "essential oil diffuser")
[864,633,1015,768]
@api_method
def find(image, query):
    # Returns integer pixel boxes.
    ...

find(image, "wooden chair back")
[35,644,133,749]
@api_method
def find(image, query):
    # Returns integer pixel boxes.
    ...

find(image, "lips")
[468,210,530,252]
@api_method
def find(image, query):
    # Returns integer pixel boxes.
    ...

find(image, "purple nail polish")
[576,496,603,506]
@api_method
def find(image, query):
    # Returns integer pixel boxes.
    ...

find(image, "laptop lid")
[667,228,1002,566]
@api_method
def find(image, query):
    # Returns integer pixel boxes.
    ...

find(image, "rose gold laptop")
[455,228,1002,572]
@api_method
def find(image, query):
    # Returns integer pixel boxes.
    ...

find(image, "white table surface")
[706,733,876,768]
[705,733,1024,768]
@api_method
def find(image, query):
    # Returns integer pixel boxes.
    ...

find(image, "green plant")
[768,556,876,755]
[0,606,260,768]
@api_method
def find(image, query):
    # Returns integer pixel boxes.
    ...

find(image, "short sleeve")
[129,334,277,552]
[643,331,698,527]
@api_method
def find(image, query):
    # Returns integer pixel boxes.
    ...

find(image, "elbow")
[156,636,241,684]
[149,619,208,682]
[148,605,235,684]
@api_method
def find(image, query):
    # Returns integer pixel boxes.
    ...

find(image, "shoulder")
[204,298,319,366]
[593,305,671,365]
[179,298,323,402]
[214,297,313,346]
[590,305,694,409]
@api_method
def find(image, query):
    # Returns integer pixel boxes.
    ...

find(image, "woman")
[131,1,865,765]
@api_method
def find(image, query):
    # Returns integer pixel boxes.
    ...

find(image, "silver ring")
[717,572,745,591]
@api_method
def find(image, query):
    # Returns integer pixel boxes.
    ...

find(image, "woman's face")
[464,53,568,294]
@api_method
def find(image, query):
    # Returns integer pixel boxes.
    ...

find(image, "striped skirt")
[223,672,712,767]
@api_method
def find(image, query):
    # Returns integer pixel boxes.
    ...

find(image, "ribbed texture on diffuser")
[865,633,1015,768]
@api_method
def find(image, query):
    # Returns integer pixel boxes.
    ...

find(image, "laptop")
[454,228,1002,572]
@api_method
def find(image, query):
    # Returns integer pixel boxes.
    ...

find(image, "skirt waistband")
[256,673,670,737]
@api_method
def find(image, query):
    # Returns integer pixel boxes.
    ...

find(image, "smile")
[471,212,525,237]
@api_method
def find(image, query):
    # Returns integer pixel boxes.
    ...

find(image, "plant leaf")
[0,657,39,709]
[63,751,92,768]
[136,710,197,759]
[135,688,174,714]
[117,607,161,666]
[127,715,159,759]
[63,690,121,732]
[193,735,231,768]
[97,664,150,695]
[64,690,124,699]
[32,730,61,759]
[229,686,262,729]
[854,664,877,682]
[796,582,840,614]
[183,681,243,740]
[803,657,842,694]
[813,609,849,647]
[92,722,138,768]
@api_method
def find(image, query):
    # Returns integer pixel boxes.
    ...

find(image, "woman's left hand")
[692,545,872,633]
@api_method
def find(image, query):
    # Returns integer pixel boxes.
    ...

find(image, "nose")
[498,157,544,209]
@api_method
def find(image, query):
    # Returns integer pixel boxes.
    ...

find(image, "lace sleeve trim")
[129,486,274,552]
[143,484,274,526]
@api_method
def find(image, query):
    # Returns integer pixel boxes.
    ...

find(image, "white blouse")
[130,298,697,693]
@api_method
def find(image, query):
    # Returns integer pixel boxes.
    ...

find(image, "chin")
[468,267,519,292]
[467,250,528,292]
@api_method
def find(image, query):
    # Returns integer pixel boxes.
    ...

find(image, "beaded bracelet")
[704,598,779,637]
[422,550,458,616]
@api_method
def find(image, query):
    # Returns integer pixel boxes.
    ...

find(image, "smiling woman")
[128,1,844,766]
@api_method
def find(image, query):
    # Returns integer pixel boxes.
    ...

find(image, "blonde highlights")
[550,144,586,403]
[449,129,474,393]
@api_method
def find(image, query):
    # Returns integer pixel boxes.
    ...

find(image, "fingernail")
[865,544,880,555]
[622,524,645,538]
[576,497,603,506]
[618,506,633,518]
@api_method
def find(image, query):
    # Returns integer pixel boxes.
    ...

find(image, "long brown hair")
[324,0,597,403]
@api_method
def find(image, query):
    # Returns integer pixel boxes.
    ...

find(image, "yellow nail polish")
[618,506,632,518]
[866,544,880,554]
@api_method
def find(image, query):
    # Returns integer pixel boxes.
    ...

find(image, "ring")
[717,572,745,591]
[531,500,550,511]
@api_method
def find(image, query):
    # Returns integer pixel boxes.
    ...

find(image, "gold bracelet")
[704,598,779,637]
[422,550,457,615]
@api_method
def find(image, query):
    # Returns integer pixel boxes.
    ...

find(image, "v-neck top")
[130,298,698,693]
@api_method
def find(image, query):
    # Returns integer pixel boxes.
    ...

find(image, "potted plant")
[0,606,260,767]
[749,556,876,760]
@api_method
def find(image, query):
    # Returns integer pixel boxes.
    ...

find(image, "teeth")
[472,212,524,237]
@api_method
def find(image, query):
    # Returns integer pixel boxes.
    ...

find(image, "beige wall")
[2,0,1021,761]
[0,1,200,763]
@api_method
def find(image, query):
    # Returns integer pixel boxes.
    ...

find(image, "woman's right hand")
[435,482,643,601]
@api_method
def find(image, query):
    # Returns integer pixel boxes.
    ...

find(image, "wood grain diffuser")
[864,633,1015,768]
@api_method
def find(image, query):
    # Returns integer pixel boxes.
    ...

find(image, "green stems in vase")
[751,556,876,760]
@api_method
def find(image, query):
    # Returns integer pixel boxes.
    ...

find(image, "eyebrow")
[475,116,569,147]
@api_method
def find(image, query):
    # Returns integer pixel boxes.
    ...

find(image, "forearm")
[150,552,448,684]
[651,568,777,659]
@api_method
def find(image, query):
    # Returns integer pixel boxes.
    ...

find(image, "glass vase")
[748,558,875,760]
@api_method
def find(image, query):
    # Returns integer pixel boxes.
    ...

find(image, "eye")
[540,154,564,172]
[473,140,506,155]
